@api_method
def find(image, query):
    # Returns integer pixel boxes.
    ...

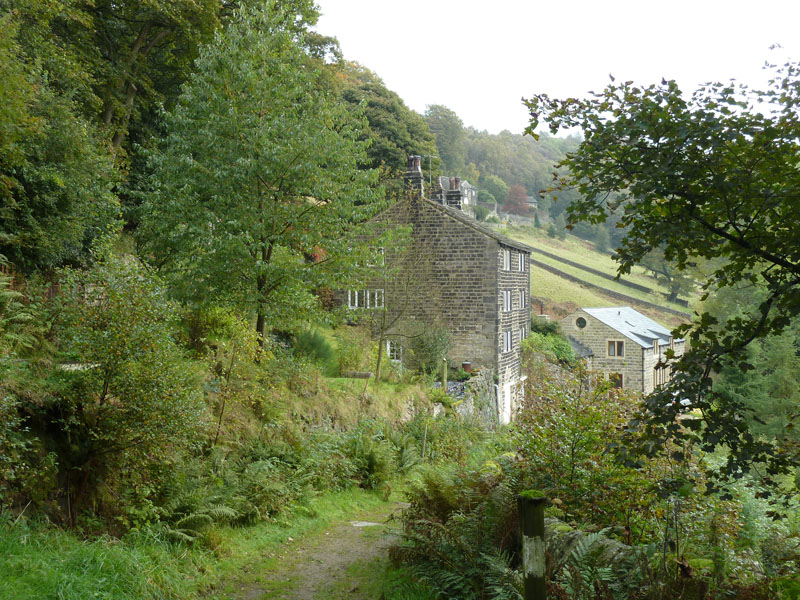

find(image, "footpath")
[208,502,406,600]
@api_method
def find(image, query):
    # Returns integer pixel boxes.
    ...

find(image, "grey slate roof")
[583,306,675,348]
[424,199,534,253]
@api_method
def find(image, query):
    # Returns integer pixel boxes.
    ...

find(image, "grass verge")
[0,487,392,600]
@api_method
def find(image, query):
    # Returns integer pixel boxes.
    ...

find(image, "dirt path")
[226,502,406,600]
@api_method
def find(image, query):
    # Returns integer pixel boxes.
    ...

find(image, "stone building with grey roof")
[562,306,685,394]
[346,156,532,423]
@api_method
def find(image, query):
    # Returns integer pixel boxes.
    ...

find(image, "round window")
[576,317,587,329]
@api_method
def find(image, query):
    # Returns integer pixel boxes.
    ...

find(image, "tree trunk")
[374,336,384,383]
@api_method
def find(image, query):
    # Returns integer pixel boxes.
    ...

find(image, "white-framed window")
[347,289,364,309]
[386,339,402,361]
[503,249,510,270]
[519,326,526,341]
[520,290,527,309]
[607,340,625,357]
[503,330,512,353]
[348,289,383,309]
[518,253,526,272]
[367,289,384,308]
[653,339,659,356]
[502,290,512,312]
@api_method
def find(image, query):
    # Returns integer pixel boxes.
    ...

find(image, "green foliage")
[338,63,438,172]
[482,175,509,206]
[0,14,119,273]
[404,413,487,465]
[41,255,207,525]
[394,459,524,600]
[292,329,334,366]
[478,190,497,204]
[525,61,800,486]
[334,325,373,374]
[516,364,658,537]
[406,323,451,375]
[138,1,381,342]
[473,204,491,222]
[425,104,466,174]
[555,531,621,600]
[521,332,575,364]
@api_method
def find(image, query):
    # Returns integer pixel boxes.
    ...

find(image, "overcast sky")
[313,0,800,134]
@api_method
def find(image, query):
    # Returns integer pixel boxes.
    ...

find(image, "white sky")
[313,0,800,134]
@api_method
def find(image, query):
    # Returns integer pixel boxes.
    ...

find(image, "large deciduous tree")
[0,14,119,273]
[425,104,466,174]
[338,63,439,173]
[524,61,800,491]
[139,1,380,345]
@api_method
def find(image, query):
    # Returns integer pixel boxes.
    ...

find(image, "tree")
[139,1,380,346]
[425,104,466,173]
[524,61,800,489]
[640,248,695,302]
[504,184,530,216]
[0,14,119,273]
[44,256,205,526]
[338,63,438,173]
[482,174,509,206]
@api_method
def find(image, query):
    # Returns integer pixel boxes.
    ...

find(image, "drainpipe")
[642,347,645,393]
[494,383,500,424]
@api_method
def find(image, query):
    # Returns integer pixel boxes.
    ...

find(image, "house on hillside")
[561,306,685,394]
[344,156,533,423]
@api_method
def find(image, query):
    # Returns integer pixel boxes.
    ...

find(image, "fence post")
[518,491,546,600]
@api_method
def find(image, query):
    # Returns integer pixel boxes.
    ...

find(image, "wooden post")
[518,492,546,600]
[441,358,448,388]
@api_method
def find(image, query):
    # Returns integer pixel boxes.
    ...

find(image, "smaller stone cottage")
[562,307,684,394]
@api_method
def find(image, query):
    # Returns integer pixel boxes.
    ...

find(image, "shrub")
[292,329,334,365]
[406,323,451,375]
[35,256,208,527]
[522,332,575,364]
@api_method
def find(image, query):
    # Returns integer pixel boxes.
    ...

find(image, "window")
[347,289,364,309]
[519,326,526,341]
[503,330,513,353]
[607,340,624,357]
[502,290,512,312]
[653,339,659,356]
[575,316,587,329]
[609,373,623,389]
[386,339,402,361]
[654,367,665,388]
[502,249,510,270]
[348,289,383,309]
[520,290,527,309]
[518,253,526,272]
[367,289,384,308]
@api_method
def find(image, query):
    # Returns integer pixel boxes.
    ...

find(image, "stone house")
[345,156,533,423]
[561,306,685,394]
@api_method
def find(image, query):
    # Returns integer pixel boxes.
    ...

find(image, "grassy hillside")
[499,225,693,328]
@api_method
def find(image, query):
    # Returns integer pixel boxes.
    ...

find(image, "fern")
[556,530,623,600]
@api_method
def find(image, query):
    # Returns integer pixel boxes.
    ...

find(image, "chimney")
[430,176,445,204]
[404,155,424,201]
[445,176,463,210]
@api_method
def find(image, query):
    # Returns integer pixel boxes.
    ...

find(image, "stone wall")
[497,245,531,419]
[381,198,500,371]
